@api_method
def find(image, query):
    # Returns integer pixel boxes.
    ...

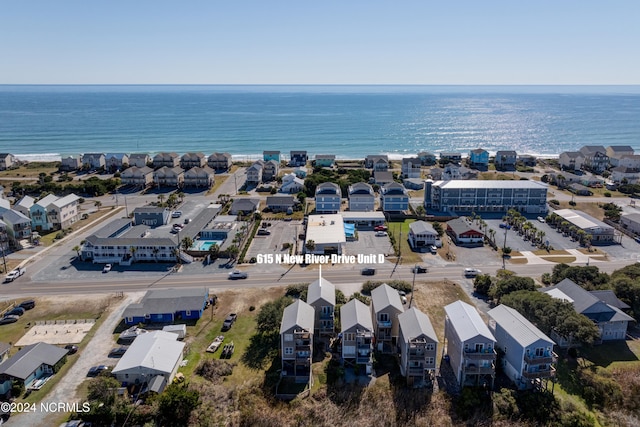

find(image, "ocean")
[1,85,640,161]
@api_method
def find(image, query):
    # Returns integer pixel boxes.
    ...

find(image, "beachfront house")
[263,150,281,162]
[82,153,106,170]
[444,300,497,388]
[105,153,129,172]
[315,154,336,168]
[153,166,184,188]
[280,300,315,384]
[408,220,438,251]
[128,153,151,168]
[153,152,180,168]
[579,146,609,174]
[306,270,336,338]
[207,152,233,171]
[0,153,17,171]
[365,155,389,171]
[518,154,537,167]
[398,307,439,388]
[180,152,206,169]
[606,146,635,167]
[558,151,584,171]
[60,155,82,171]
[184,166,215,188]
[439,152,462,165]
[348,182,375,212]
[418,152,437,166]
[488,304,557,390]
[315,182,341,214]
[469,148,489,170]
[401,157,422,178]
[263,159,279,182]
[494,150,517,171]
[340,299,374,374]
[121,166,154,188]
[371,284,405,353]
[290,150,308,167]
[380,182,409,212]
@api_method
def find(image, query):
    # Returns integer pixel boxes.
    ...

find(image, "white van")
[464,268,481,277]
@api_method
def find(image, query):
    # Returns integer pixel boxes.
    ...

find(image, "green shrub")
[604,191,612,197]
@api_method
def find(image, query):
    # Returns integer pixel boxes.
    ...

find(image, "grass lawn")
[38,207,123,247]
[540,256,576,263]
[507,258,528,265]
[387,219,423,264]
[479,171,517,180]
[0,162,59,180]
[579,339,640,370]
[533,249,570,256]
[206,168,234,196]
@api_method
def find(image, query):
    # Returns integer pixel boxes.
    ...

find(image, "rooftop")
[488,304,554,347]
[444,300,495,343]
[306,214,346,245]
[433,180,548,190]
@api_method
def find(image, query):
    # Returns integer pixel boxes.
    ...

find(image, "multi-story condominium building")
[263,160,279,182]
[398,307,438,388]
[315,154,336,167]
[60,155,81,171]
[488,304,557,390]
[606,146,634,167]
[407,221,438,251]
[105,153,129,172]
[424,180,548,214]
[365,155,389,170]
[401,157,422,179]
[128,153,151,168]
[0,220,9,255]
[380,182,409,212]
[579,145,609,173]
[263,150,281,162]
[0,210,32,248]
[315,182,341,214]
[0,153,17,171]
[48,194,81,230]
[207,152,232,171]
[153,152,180,168]
[494,150,517,171]
[439,152,462,164]
[417,152,437,166]
[541,279,633,344]
[81,232,177,265]
[348,182,375,212]
[82,153,105,170]
[245,160,264,184]
[289,150,308,167]
[619,154,640,170]
[444,300,497,388]
[469,148,489,170]
[184,166,215,188]
[120,166,154,188]
[153,166,184,188]
[180,152,206,169]
[371,284,405,353]
[306,270,335,337]
[280,299,315,384]
[558,151,584,171]
[29,194,58,231]
[340,299,374,374]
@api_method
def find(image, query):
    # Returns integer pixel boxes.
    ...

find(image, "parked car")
[257,229,271,236]
[87,365,111,377]
[5,307,25,317]
[464,268,481,277]
[172,211,182,218]
[108,346,129,358]
[102,264,112,273]
[184,218,191,224]
[0,315,20,325]
[283,217,293,222]
[375,231,388,237]
[374,225,388,232]
[228,270,248,280]
[429,245,438,254]
[361,267,376,276]
[3,267,25,283]
[172,223,184,230]
[222,313,238,331]
[499,223,511,229]
[537,216,546,223]
[19,300,36,310]
[412,265,428,274]
[65,344,79,355]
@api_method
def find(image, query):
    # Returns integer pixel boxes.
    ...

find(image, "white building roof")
[444,300,495,343]
[112,331,185,376]
[307,269,336,307]
[488,305,554,347]
[554,209,614,232]
[35,194,59,208]
[306,214,346,245]
[340,211,386,221]
[51,194,80,209]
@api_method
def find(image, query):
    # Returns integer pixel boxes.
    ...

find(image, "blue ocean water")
[1,85,640,161]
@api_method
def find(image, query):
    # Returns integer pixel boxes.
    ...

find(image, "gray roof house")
[60,155,82,171]
[340,299,374,372]
[444,300,496,388]
[348,182,375,212]
[315,182,341,214]
[184,166,215,188]
[398,307,438,388]
[14,195,35,218]
[495,150,518,171]
[401,157,422,179]
[541,278,634,345]
[246,161,264,184]
[488,304,557,390]
[371,284,405,353]
[153,152,180,168]
[180,152,206,169]
[122,288,209,325]
[280,299,315,383]
[0,153,17,171]
[128,153,152,168]
[408,220,438,251]
[82,153,106,170]
[266,195,296,213]
[207,152,233,170]
[121,166,154,188]
[365,155,389,170]
[111,330,185,390]
[105,153,129,172]
[0,209,32,247]
[0,342,67,390]
[306,269,336,337]
[229,198,260,215]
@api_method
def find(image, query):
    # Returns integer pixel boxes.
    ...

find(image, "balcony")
[377,320,392,328]
[524,352,558,365]
[522,366,556,379]
[464,349,497,360]
[408,367,426,376]
[464,363,495,375]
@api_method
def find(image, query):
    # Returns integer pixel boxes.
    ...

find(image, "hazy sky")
[2,1,639,84]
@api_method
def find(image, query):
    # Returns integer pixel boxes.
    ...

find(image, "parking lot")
[483,218,579,254]
[245,220,303,263]
[346,229,394,258]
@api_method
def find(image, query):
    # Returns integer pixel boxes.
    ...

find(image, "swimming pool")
[194,240,224,251]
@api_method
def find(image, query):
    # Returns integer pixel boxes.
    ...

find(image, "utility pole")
[502,226,508,270]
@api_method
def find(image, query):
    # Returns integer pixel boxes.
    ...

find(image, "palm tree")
[489,229,496,246]
[129,246,137,262]
[208,243,219,260]
[181,236,194,252]
[152,247,159,263]
[157,194,165,206]
[72,245,81,259]
[305,239,316,252]
[176,191,185,203]
[227,244,239,261]
[94,200,102,209]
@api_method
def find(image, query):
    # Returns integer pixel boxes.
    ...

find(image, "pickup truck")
[222,313,238,331]
[4,266,26,283]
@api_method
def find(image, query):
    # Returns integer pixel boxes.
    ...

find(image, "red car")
[374,225,388,232]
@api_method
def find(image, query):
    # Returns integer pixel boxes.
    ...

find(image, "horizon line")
[2,83,640,87]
